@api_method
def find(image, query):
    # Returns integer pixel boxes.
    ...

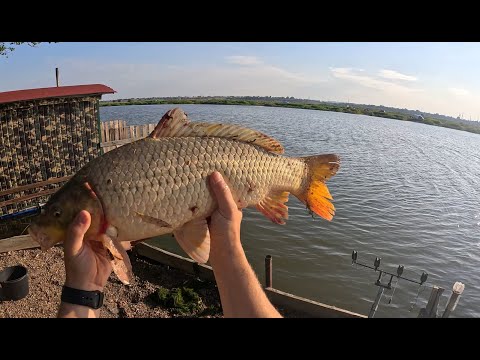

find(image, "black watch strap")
[61,286,104,310]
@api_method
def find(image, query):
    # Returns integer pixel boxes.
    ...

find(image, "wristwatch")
[61,286,104,310]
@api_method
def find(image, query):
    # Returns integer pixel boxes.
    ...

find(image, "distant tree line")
[100,96,480,135]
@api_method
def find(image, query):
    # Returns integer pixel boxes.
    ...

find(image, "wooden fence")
[100,120,156,153]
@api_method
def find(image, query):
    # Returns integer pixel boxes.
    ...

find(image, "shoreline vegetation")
[100,97,480,135]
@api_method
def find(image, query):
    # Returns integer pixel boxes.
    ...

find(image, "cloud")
[225,55,324,84]
[379,69,417,82]
[449,87,470,96]
[330,67,422,94]
[10,55,476,119]
[51,57,325,100]
[225,56,263,66]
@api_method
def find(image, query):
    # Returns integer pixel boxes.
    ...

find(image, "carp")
[29,108,340,284]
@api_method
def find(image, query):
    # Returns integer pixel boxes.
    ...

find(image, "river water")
[100,104,480,318]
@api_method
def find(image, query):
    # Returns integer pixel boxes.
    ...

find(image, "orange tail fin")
[296,154,340,221]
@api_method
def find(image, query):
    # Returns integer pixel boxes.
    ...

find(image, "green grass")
[155,286,203,315]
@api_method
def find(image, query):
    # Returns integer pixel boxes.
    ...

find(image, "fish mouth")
[28,224,56,251]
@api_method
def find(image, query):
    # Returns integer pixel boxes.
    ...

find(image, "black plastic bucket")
[0,265,29,301]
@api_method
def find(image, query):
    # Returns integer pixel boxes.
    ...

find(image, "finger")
[209,171,237,219]
[65,210,91,258]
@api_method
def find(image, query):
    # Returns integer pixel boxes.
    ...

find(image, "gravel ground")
[0,246,304,318]
[0,246,223,318]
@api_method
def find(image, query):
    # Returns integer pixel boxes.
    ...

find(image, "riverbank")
[100,98,480,136]
[0,246,222,318]
[0,246,305,318]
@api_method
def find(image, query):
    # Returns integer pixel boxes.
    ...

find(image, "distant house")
[0,84,115,216]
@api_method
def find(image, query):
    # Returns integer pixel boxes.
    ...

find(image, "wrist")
[64,279,104,292]
[210,242,246,269]
[58,301,100,318]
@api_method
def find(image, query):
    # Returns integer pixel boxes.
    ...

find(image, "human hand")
[207,172,282,318]
[208,171,244,268]
[63,210,112,292]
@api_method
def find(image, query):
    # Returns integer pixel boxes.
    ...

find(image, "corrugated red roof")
[0,84,116,105]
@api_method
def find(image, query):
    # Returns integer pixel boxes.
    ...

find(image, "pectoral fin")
[173,218,211,264]
[99,227,134,285]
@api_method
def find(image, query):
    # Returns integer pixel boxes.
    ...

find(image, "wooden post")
[265,255,272,288]
[102,121,109,142]
[418,286,444,318]
[55,67,59,87]
[141,124,148,137]
[442,282,465,318]
[114,120,119,140]
[118,120,123,139]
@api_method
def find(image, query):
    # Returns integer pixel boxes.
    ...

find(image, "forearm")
[57,302,100,318]
[211,244,282,318]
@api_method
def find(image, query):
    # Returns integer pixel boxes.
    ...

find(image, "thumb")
[209,171,237,220]
[65,210,91,258]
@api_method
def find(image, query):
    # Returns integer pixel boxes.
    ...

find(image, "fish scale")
[80,136,306,241]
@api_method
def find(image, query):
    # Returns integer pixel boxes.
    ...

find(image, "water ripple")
[101,105,480,318]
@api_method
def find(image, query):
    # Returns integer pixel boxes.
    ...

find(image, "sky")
[1,42,479,119]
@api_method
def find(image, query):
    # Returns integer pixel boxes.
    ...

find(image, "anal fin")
[256,191,290,225]
[173,218,211,264]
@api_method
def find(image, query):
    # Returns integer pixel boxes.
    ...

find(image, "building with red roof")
[0,83,115,219]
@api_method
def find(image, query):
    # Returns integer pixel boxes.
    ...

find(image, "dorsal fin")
[149,107,284,154]
[149,107,191,139]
